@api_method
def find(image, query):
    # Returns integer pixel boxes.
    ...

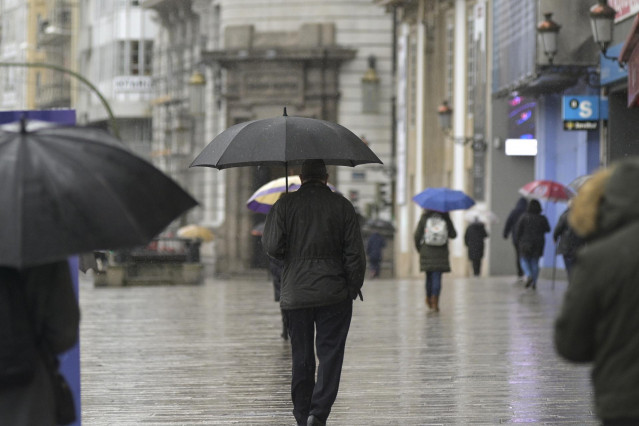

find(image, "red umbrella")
[518,180,574,202]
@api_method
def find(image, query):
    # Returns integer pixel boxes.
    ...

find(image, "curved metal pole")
[0,62,120,139]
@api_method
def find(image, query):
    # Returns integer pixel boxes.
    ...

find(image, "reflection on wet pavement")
[79,273,596,425]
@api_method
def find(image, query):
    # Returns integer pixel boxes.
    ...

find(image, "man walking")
[262,159,366,426]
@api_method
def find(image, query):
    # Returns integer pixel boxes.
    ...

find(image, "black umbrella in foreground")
[190,108,382,186]
[0,119,198,268]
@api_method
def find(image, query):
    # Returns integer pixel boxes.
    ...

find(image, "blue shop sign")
[562,96,608,131]
[600,43,627,86]
[563,96,602,120]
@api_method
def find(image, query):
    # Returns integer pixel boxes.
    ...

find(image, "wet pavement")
[78,272,597,425]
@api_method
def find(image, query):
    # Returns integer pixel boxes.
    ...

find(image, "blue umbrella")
[412,187,475,212]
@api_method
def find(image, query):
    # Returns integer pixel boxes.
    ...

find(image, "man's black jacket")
[262,180,366,310]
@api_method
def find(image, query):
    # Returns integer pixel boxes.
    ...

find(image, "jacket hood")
[569,158,639,237]
[514,197,528,211]
[527,199,542,214]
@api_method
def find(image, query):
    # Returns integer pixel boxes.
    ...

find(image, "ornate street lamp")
[361,55,380,114]
[188,70,206,116]
[437,100,486,151]
[589,0,617,59]
[537,13,561,65]
[437,100,452,132]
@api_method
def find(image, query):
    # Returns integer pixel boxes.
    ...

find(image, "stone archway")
[203,23,356,275]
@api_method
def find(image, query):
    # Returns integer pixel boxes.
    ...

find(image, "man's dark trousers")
[285,298,353,425]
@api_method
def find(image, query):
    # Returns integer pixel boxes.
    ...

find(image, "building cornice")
[202,47,357,65]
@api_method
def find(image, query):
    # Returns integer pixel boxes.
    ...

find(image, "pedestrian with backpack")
[0,260,80,425]
[413,209,457,311]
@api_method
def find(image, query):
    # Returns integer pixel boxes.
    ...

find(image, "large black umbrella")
[0,119,198,268]
[190,108,382,179]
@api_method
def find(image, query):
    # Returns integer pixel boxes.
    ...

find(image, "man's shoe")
[307,414,326,426]
[525,277,533,288]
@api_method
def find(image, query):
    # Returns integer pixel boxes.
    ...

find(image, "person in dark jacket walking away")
[464,217,489,276]
[413,209,457,312]
[555,159,639,425]
[503,197,528,278]
[262,159,366,426]
[366,231,386,279]
[513,199,550,289]
[0,260,80,425]
[552,204,584,278]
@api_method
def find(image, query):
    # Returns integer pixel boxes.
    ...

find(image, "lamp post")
[0,61,119,139]
[437,100,452,132]
[590,0,617,59]
[537,13,561,65]
[437,100,486,151]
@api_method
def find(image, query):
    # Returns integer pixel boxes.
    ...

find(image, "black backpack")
[0,268,38,388]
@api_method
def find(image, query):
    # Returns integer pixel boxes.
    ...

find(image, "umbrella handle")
[285,164,289,193]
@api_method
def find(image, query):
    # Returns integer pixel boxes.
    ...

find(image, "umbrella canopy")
[463,206,499,223]
[568,174,591,193]
[518,180,574,202]
[190,108,383,170]
[412,188,475,212]
[0,119,198,268]
[246,175,337,214]
[177,225,214,242]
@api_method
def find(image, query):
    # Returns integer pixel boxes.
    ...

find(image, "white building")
[76,0,157,158]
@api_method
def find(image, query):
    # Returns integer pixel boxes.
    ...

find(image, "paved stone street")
[78,272,597,425]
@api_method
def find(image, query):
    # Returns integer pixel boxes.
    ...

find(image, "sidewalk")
[79,273,597,425]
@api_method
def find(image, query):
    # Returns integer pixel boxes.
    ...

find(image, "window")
[98,44,107,81]
[2,11,15,44]
[116,41,126,76]
[143,41,153,75]
[131,40,139,75]
[99,0,113,15]
[3,68,16,93]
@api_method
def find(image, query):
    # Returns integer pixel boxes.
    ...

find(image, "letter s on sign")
[579,101,593,119]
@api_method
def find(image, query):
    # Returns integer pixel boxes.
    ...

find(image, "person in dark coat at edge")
[262,159,366,426]
[552,202,585,279]
[413,209,457,312]
[555,159,639,425]
[365,231,386,279]
[0,260,80,425]
[513,199,550,290]
[464,217,489,276]
[503,197,528,279]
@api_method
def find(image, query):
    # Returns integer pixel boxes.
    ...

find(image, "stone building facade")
[145,0,394,276]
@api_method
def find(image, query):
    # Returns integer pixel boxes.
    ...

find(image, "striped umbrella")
[246,176,337,214]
